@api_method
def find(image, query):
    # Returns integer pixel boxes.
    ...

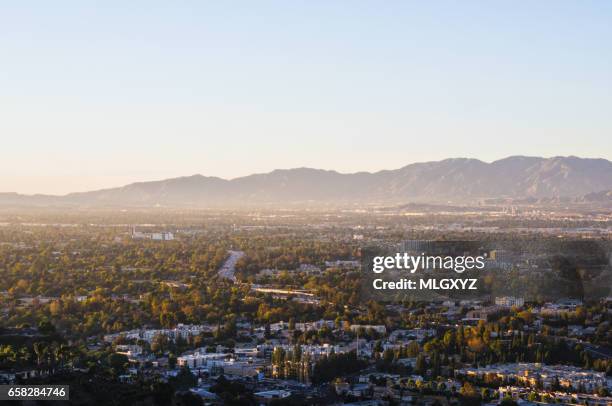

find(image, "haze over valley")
[2,156,612,208]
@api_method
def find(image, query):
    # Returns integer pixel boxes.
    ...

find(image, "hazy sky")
[2,1,611,194]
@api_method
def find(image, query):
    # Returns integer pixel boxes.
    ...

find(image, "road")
[217,250,245,282]
[557,336,612,360]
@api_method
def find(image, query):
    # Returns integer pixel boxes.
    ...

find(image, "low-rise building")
[495,296,525,307]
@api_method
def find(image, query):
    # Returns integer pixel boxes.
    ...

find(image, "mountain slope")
[2,156,611,207]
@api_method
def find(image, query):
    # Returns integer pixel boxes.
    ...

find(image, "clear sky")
[1,1,611,194]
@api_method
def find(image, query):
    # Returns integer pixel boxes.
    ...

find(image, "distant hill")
[2,156,612,207]
[578,189,612,203]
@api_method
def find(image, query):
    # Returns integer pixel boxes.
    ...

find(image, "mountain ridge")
[2,156,612,207]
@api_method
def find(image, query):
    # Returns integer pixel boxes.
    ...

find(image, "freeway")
[217,250,245,282]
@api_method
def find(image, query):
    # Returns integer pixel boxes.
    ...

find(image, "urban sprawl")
[0,204,610,405]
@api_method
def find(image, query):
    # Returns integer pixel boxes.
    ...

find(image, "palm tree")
[18,346,31,365]
[48,342,59,373]
[55,343,71,370]
[33,342,47,372]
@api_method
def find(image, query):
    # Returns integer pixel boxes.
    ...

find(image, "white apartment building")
[495,296,525,307]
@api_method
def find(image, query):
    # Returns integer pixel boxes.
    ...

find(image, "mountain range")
[2,156,612,208]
